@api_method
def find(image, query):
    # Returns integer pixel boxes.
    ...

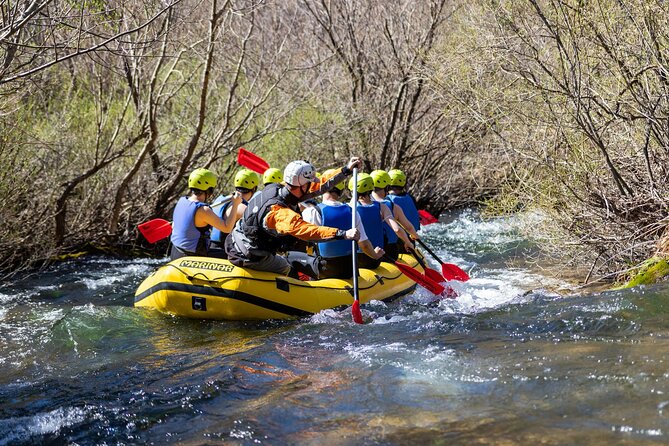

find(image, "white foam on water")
[78,262,160,290]
[87,256,167,266]
[80,275,124,290]
[0,293,13,305]
[309,309,346,324]
[0,285,58,305]
[424,209,530,245]
[371,314,412,324]
[400,273,534,317]
[0,407,87,445]
[343,340,463,385]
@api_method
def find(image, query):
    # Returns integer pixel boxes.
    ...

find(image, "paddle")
[238,147,270,174]
[350,169,364,323]
[137,195,233,243]
[407,246,446,283]
[393,218,468,282]
[138,218,172,244]
[418,209,439,225]
[414,238,470,282]
[408,247,458,298]
[350,168,364,324]
[383,254,445,296]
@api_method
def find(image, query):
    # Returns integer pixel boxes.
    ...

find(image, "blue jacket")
[356,201,384,251]
[317,203,352,258]
[380,199,398,244]
[171,197,210,254]
[388,193,420,231]
[210,196,247,242]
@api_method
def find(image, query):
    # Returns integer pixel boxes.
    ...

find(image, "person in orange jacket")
[225,157,362,278]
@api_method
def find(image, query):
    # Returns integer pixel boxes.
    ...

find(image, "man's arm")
[301,157,362,202]
[266,206,358,241]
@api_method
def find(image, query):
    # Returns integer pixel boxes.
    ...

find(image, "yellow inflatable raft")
[134,254,421,320]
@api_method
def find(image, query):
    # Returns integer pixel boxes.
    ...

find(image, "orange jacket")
[264,167,347,241]
[266,206,338,240]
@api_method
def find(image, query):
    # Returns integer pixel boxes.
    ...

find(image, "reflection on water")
[2,210,669,445]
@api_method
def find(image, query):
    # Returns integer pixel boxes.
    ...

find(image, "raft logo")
[179,260,234,272]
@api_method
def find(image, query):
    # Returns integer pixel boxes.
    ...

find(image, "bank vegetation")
[0,0,667,284]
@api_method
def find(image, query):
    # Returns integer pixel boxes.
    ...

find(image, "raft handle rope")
[165,263,406,292]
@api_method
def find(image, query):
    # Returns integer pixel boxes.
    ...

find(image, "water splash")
[0,407,87,445]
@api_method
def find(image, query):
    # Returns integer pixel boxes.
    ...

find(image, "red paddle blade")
[442,263,470,282]
[396,262,445,295]
[352,300,363,324]
[138,218,172,243]
[237,148,270,174]
[418,209,439,225]
[425,266,446,283]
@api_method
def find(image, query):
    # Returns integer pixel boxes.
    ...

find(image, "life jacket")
[210,196,248,242]
[170,197,210,254]
[389,192,420,230]
[317,203,352,258]
[356,201,384,251]
[381,198,398,244]
[241,183,299,253]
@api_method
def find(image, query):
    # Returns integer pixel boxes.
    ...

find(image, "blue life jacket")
[389,192,420,230]
[170,197,210,254]
[317,203,352,258]
[356,201,384,252]
[210,196,248,242]
[381,199,398,244]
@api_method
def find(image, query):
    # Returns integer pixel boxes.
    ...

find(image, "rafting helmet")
[388,169,407,187]
[263,167,283,185]
[188,168,217,190]
[321,169,346,193]
[370,170,391,189]
[234,169,259,190]
[284,160,316,187]
[348,172,374,194]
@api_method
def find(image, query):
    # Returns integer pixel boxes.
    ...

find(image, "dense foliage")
[1,0,667,282]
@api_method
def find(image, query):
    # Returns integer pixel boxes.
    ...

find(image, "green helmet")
[322,169,346,192]
[263,167,283,185]
[234,169,259,190]
[370,170,391,189]
[388,169,407,187]
[188,168,217,190]
[348,172,374,194]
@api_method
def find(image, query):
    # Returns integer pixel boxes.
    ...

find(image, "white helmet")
[283,160,316,186]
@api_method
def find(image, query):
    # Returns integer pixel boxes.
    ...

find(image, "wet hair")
[330,187,344,197]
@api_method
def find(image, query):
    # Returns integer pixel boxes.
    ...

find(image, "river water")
[2,209,669,445]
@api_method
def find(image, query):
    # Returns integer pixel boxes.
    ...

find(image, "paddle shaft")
[351,168,359,304]
[415,237,445,264]
[407,246,429,271]
[212,194,234,209]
